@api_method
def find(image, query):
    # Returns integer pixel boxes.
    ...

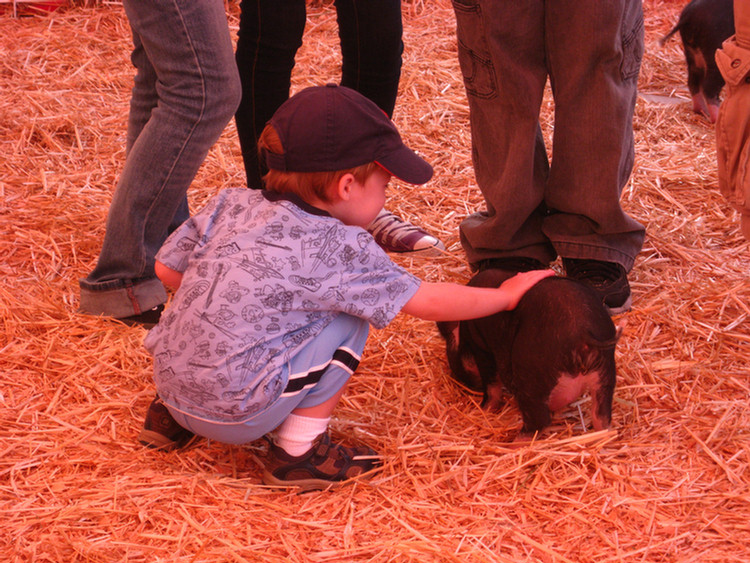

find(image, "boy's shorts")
[166,314,369,445]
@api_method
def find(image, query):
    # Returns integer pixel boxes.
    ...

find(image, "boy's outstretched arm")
[401,269,555,321]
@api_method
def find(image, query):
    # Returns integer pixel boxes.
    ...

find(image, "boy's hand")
[498,269,556,310]
[402,269,555,321]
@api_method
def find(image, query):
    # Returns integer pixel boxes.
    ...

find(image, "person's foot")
[138,396,195,451]
[475,256,548,273]
[263,432,381,491]
[367,209,445,254]
[118,304,164,329]
[563,258,632,315]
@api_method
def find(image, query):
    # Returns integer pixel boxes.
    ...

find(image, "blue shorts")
[166,314,369,445]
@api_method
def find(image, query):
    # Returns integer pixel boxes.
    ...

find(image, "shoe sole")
[261,463,381,492]
[605,294,632,316]
[387,245,446,258]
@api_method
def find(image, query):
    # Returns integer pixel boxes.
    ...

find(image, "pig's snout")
[547,372,611,432]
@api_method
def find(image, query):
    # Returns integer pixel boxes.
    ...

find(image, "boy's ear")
[335,173,356,201]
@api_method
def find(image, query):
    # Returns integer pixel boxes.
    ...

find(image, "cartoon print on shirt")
[386,279,411,301]
[210,304,236,329]
[344,302,365,318]
[220,279,250,304]
[360,287,381,307]
[304,224,342,272]
[226,336,272,385]
[155,363,177,383]
[282,318,327,350]
[214,341,231,357]
[257,238,293,253]
[241,303,264,324]
[205,262,230,307]
[177,375,220,405]
[159,234,198,263]
[179,279,211,311]
[356,232,373,265]
[192,340,212,361]
[338,244,357,272]
[358,267,390,288]
[194,310,239,340]
[371,303,397,329]
[301,299,320,311]
[215,240,241,258]
[321,285,346,303]
[180,318,205,342]
[255,283,298,315]
[289,271,334,292]
[228,202,245,220]
[237,247,284,281]
[159,308,177,330]
[254,206,277,226]
[215,372,230,387]
[153,349,178,379]
[264,221,285,241]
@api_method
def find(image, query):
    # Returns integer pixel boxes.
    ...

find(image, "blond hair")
[257,124,380,203]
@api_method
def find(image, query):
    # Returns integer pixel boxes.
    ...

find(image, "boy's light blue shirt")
[144,188,420,423]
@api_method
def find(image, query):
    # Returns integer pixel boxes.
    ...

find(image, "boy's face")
[330,167,390,228]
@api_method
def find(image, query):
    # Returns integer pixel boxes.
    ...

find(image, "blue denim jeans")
[453,0,646,270]
[79,0,241,318]
[234,0,404,188]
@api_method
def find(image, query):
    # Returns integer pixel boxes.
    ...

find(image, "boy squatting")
[139,84,553,491]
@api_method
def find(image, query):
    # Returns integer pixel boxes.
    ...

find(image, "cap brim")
[376,146,434,185]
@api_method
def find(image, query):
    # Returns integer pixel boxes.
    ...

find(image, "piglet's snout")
[547,372,608,431]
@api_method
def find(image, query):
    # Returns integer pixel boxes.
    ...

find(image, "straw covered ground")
[1,0,749,561]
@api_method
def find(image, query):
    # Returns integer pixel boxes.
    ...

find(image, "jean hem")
[79,277,167,318]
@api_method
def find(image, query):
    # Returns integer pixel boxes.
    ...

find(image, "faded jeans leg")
[80,0,240,318]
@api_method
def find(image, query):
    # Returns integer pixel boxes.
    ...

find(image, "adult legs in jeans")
[456,0,646,267]
[79,0,241,320]
[234,0,442,254]
[454,0,646,309]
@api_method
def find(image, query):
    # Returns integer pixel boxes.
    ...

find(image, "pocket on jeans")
[619,3,644,81]
[452,0,497,99]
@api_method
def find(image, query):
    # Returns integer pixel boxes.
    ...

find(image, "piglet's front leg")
[471,342,507,412]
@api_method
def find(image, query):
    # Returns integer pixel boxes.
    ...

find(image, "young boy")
[139,85,553,490]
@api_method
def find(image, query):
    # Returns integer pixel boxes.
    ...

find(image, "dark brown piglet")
[661,0,734,123]
[437,269,620,437]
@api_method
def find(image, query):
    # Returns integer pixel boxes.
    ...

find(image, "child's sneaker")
[138,396,195,451]
[262,432,382,491]
[367,209,445,254]
[563,258,632,315]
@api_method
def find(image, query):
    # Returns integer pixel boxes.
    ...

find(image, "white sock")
[274,414,330,457]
